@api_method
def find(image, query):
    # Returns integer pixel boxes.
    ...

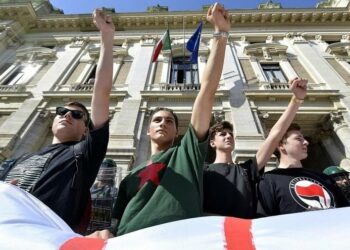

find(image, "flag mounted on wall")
[152,29,172,62]
[186,22,203,64]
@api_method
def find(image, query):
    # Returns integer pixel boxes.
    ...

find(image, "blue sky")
[50,0,321,14]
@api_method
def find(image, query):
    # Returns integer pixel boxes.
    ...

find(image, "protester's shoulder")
[237,157,257,169]
[184,123,208,143]
[127,160,149,175]
[204,163,229,172]
[89,120,109,135]
[260,168,284,180]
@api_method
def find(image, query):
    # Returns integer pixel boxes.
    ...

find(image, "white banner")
[0,182,348,250]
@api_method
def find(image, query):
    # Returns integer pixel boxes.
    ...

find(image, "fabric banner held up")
[0,181,349,250]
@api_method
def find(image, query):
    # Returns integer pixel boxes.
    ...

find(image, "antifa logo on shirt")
[289,177,335,209]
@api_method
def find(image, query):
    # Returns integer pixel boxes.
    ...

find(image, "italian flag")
[1,181,349,250]
[151,29,171,62]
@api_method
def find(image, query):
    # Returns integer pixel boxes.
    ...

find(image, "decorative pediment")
[326,42,350,57]
[243,43,288,59]
[16,46,56,61]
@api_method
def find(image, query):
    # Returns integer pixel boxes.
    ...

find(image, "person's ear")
[147,127,150,136]
[210,139,216,148]
[278,143,286,155]
[83,127,89,137]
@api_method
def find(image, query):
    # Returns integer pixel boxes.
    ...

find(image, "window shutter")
[325,58,350,85]
[289,58,315,83]
[239,59,258,84]
[30,63,53,85]
[65,62,88,86]
[153,61,163,84]
[115,61,132,85]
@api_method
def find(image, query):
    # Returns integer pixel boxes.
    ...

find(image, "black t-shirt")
[7,121,109,229]
[203,157,260,219]
[257,167,349,217]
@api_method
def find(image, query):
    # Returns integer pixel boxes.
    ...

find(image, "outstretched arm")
[91,9,115,129]
[191,3,230,141]
[255,77,308,169]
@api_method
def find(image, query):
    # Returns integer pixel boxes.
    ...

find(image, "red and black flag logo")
[289,177,335,209]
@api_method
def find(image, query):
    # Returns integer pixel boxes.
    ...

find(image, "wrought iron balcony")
[260,81,323,90]
[71,79,95,91]
[160,83,201,91]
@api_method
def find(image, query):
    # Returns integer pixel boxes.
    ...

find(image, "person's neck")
[52,136,78,144]
[151,142,172,155]
[278,157,303,169]
[213,151,233,164]
[52,137,65,144]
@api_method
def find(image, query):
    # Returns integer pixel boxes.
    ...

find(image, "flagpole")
[183,16,185,75]
[167,24,174,85]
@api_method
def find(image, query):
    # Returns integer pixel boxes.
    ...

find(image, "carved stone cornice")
[330,111,348,131]
[2,3,350,33]
[213,111,225,122]
[292,35,308,44]
[140,89,229,101]
[42,91,128,102]
[243,43,288,59]
[326,42,350,58]
[244,89,341,101]
[69,36,89,48]
[0,21,24,46]
[140,36,155,47]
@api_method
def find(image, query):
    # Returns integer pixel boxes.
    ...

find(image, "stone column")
[228,42,265,162]
[331,111,350,158]
[289,35,350,125]
[318,131,345,164]
[109,38,154,173]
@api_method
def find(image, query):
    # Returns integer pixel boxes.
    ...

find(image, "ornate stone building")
[1,0,350,185]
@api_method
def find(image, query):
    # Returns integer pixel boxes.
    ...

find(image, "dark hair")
[274,123,301,159]
[209,121,233,140]
[64,101,93,129]
[149,107,179,129]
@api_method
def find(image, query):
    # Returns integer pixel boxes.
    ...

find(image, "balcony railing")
[260,81,321,90]
[261,81,289,90]
[71,83,94,91]
[160,83,201,91]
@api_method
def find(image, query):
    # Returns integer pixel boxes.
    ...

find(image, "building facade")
[1,0,350,185]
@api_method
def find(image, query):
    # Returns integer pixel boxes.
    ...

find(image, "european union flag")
[186,22,203,64]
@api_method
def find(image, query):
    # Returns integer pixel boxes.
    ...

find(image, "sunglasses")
[56,107,85,120]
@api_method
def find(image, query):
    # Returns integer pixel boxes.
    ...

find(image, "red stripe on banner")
[224,217,255,250]
[60,237,106,250]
